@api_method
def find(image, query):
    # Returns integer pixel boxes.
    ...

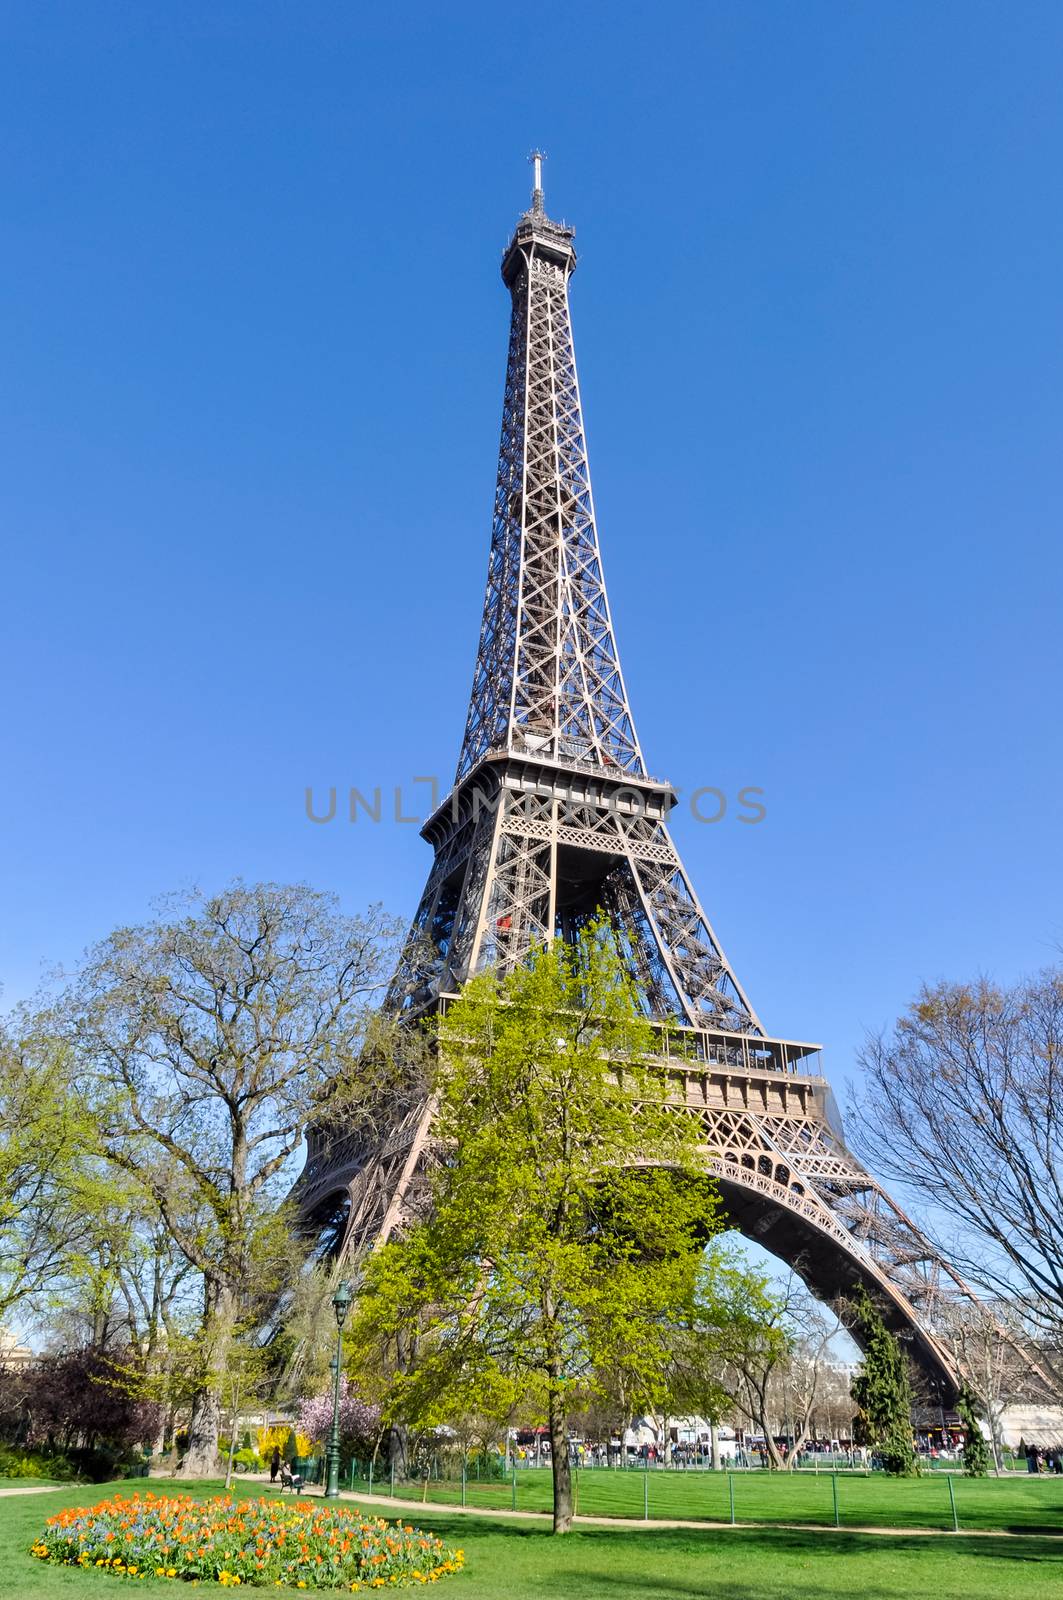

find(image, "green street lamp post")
[324,1279,353,1498]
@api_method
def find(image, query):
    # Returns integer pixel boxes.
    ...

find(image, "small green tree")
[850,1288,918,1476]
[706,1272,836,1470]
[656,1257,786,1464]
[956,1384,991,1477]
[355,928,725,1533]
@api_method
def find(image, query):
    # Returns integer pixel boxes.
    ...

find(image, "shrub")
[256,1424,312,1460]
[31,1491,465,1589]
[0,1444,76,1481]
[67,1443,143,1483]
[22,1347,163,1457]
[26,1441,139,1483]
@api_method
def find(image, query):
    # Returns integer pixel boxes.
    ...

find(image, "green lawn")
[1,1479,1061,1600]
[354,1464,1063,1535]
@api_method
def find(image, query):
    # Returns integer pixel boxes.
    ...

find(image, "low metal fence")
[335,1453,1051,1533]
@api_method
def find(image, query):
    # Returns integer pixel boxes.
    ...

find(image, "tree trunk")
[986,1400,1005,1475]
[709,1421,720,1471]
[387,1424,408,1480]
[547,1378,573,1534]
[785,1417,813,1470]
[182,1287,234,1477]
[386,1325,413,1480]
[184,1383,222,1477]
[223,1380,244,1491]
[758,1390,785,1470]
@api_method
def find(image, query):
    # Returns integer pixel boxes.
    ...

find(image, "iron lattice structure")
[389,186,756,1035]
[297,171,1042,1400]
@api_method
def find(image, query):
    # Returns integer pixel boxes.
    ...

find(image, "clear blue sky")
[2,2,1061,1115]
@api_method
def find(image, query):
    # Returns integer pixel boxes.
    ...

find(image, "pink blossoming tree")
[295,1379,380,1456]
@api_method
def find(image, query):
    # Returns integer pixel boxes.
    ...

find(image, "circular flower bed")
[30,1492,465,1588]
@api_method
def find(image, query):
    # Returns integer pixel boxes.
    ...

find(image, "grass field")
[1,1478,1061,1600]
[352,1464,1063,1534]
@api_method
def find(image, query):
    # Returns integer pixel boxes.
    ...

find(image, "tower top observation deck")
[502,149,576,285]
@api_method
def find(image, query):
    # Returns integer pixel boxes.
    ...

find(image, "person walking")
[270,1446,281,1484]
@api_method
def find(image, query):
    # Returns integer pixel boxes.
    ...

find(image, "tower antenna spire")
[529,148,546,213]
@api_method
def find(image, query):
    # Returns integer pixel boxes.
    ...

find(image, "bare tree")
[853,968,1063,1385]
[65,881,406,1475]
[936,1298,1036,1471]
[809,1358,858,1446]
[778,1299,842,1461]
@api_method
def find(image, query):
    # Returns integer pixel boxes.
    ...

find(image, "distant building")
[997,1404,1063,1453]
[0,1328,33,1369]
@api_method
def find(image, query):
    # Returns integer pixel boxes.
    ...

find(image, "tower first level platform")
[391,747,759,1033]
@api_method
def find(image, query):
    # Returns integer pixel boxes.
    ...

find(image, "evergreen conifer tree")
[956,1385,992,1477]
[850,1288,919,1476]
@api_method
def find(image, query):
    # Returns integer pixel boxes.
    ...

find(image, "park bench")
[278,1467,304,1494]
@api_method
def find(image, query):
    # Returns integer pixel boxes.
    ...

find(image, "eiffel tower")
[299,159,982,1397]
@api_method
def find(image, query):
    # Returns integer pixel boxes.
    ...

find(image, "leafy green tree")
[637,1251,792,1467]
[956,1384,992,1477]
[354,928,726,1533]
[64,881,406,1475]
[850,1287,918,1475]
[39,1172,198,1376]
[701,1271,837,1470]
[0,1020,110,1323]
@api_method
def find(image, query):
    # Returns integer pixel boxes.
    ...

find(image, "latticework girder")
[458,200,642,782]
